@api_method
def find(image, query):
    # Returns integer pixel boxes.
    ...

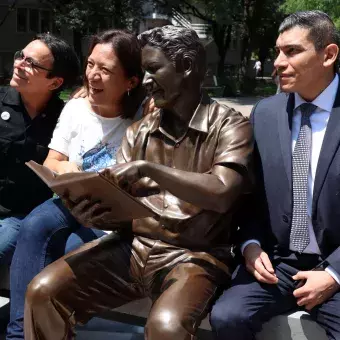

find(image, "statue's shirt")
[117,93,253,258]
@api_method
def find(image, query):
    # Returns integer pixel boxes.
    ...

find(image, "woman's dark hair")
[35,33,80,92]
[86,29,145,119]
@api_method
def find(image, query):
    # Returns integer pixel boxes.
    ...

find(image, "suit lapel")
[277,93,294,190]
[312,85,340,214]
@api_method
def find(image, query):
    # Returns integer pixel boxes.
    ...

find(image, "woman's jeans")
[6,198,105,339]
[0,216,25,266]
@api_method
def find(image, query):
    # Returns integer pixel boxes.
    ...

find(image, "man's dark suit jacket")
[241,82,340,274]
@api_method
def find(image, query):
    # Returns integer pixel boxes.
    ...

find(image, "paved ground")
[215,96,261,118]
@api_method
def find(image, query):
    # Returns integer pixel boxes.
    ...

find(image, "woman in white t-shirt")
[7,29,145,339]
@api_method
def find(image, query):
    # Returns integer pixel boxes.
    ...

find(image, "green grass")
[252,81,277,97]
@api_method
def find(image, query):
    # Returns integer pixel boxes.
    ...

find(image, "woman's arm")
[43,149,80,174]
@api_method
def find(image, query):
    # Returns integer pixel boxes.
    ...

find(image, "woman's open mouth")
[89,86,104,94]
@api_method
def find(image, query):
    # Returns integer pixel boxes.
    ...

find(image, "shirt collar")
[2,86,63,118]
[150,91,210,135]
[294,74,339,113]
[1,86,22,107]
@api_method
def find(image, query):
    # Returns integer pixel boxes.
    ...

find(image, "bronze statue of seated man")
[24,25,253,340]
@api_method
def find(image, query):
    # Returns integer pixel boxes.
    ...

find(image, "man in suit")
[210,10,340,340]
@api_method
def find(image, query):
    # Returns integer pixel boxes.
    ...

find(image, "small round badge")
[1,111,10,121]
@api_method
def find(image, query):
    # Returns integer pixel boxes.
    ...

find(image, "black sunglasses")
[14,50,53,72]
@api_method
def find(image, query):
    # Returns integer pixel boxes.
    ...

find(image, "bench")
[106,299,327,340]
[0,267,328,340]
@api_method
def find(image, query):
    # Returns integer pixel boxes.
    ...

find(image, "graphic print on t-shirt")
[81,140,119,172]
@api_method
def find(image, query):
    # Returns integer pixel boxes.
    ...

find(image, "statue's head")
[138,25,206,109]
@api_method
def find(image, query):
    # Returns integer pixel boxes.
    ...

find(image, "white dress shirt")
[242,74,340,284]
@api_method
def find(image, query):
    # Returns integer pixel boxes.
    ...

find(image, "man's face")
[274,27,326,97]
[141,44,184,109]
[10,40,56,94]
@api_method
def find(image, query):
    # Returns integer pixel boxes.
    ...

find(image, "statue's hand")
[101,161,148,195]
[61,193,114,228]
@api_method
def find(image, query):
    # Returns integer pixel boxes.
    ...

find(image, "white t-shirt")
[49,98,132,172]
[254,61,262,70]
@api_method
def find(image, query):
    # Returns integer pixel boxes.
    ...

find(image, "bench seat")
[0,266,328,340]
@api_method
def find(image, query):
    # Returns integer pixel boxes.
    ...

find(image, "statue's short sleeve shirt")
[117,93,253,252]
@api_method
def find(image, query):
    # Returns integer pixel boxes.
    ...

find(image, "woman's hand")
[56,161,81,175]
[69,86,88,99]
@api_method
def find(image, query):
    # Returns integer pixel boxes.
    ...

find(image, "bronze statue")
[24,25,253,340]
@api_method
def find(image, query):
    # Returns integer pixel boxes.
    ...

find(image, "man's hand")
[101,161,147,195]
[244,243,278,284]
[293,271,340,310]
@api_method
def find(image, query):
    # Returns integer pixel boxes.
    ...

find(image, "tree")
[153,0,243,76]
[40,0,144,62]
[153,0,282,82]
[237,0,283,82]
[281,0,340,29]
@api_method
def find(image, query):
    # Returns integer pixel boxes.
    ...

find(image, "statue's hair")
[138,25,206,82]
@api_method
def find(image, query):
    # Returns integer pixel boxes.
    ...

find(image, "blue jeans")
[6,198,105,340]
[0,216,25,265]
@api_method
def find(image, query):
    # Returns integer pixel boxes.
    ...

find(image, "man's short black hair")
[279,11,339,70]
[35,33,80,91]
[138,25,206,83]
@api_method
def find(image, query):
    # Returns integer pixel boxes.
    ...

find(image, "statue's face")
[141,44,184,109]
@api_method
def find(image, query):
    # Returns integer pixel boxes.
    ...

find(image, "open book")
[26,161,155,221]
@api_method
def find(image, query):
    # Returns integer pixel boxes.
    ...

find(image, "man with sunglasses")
[0,33,79,266]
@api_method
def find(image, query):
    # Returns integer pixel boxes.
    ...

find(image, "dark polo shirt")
[0,86,64,216]
[117,93,253,256]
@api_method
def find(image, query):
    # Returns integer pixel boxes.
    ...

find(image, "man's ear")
[128,76,140,90]
[182,57,193,78]
[323,43,339,68]
[48,77,64,91]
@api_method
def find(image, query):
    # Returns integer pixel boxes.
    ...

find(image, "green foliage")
[59,89,71,102]
[40,0,144,33]
[281,0,340,29]
[154,0,283,79]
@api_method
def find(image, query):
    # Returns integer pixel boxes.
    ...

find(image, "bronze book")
[26,160,155,222]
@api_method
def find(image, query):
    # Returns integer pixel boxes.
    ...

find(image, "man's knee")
[210,294,250,333]
[25,271,57,308]
[146,307,191,340]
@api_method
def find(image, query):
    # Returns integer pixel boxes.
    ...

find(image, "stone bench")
[0,266,328,340]
[107,298,328,340]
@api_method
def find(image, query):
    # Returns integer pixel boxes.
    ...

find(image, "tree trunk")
[213,24,232,77]
[258,45,269,78]
[238,0,257,93]
[73,30,83,67]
